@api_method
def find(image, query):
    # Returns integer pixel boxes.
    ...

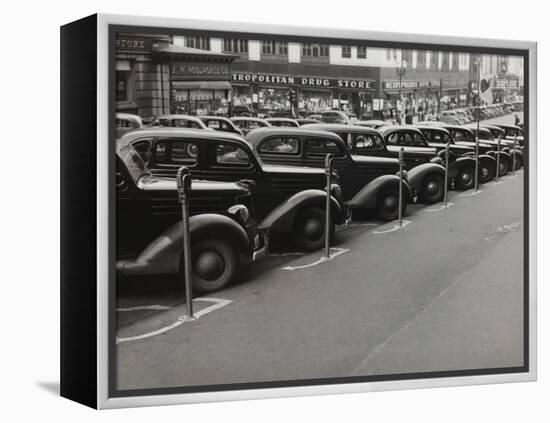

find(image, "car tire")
[512,154,523,170]
[498,158,510,176]
[293,207,334,252]
[420,173,444,204]
[376,188,405,221]
[479,162,496,184]
[455,166,475,190]
[185,238,238,294]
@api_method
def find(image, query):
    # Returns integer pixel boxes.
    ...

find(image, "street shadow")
[36,381,60,396]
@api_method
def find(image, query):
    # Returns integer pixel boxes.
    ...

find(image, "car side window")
[305,138,344,158]
[412,133,427,147]
[451,130,465,141]
[352,133,384,151]
[205,120,221,130]
[422,131,433,142]
[132,139,153,162]
[172,119,201,129]
[154,139,197,165]
[214,143,253,167]
[259,137,300,154]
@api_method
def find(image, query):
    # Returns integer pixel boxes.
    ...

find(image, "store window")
[341,45,351,58]
[357,46,367,59]
[185,36,210,50]
[223,38,248,53]
[116,70,130,102]
[302,43,329,57]
[262,40,288,55]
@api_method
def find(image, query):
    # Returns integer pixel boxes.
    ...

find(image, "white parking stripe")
[282,248,350,271]
[116,297,232,344]
[459,190,483,198]
[425,202,454,213]
[373,220,412,234]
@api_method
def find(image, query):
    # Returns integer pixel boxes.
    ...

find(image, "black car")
[303,123,447,202]
[199,116,244,136]
[116,143,258,293]
[434,124,513,177]
[246,127,413,220]
[496,124,525,147]
[230,117,272,136]
[416,125,496,186]
[119,128,347,252]
[465,124,523,172]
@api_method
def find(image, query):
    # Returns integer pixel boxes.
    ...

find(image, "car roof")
[479,123,505,132]
[438,124,474,133]
[496,123,521,130]
[465,124,492,134]
[379,125,424,136]
[230,117,270,123]
[245,127,344,148]
[199,116,230,121]
[116,112,142,121]
[300,123,380,135]
[415,125,451,135]
[118,127,248,148]
[265,117,298,122]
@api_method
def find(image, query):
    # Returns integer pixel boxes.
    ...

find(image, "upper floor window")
[441,52,450,71]
[452,52,459,70]
[185,36,210,50]
[357,46,367,59]
[262,40,288,55]
[402,50,413,67]
[341,45,351,58]
[223,38,248,53]
[430,51,439,69]
[417,51,427,70]
[302,43,329,57]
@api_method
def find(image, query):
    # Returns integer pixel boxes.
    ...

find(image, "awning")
[172,80,232,90]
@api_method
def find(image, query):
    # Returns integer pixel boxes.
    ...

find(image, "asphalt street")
[116,163,525,391]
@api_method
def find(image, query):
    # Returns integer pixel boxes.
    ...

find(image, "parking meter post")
[324,154,333,259]
[497,137,501,182]
[177,166,194,320]
[398,147,404,226]
[444,143,449,207]
[474,135,479,192]
[512,135,517,174]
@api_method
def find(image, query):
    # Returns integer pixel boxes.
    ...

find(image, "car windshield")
[119,146,150,183]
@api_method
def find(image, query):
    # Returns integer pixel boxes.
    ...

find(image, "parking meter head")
[177,166,192,199]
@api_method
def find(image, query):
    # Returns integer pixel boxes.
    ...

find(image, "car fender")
[116,214,251,277]
[259,189,344,234]
[447,156,476,179]
[406,163,445,193]
[510,148,524,164]
[487,150,512,165]
[346,175,412,210]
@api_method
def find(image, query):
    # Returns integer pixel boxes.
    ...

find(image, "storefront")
[230,72,375,118]
[153,47,237,116]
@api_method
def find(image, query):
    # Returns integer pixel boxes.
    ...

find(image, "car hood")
[139,176,250,194]
[428,142,474,152]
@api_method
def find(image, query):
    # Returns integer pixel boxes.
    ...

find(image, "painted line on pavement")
[373,220,412,234]
[425,202,454,213]
[268,252,305,257]
[116,297,232,344]
[282,248,350,271]
[459,190,483,198]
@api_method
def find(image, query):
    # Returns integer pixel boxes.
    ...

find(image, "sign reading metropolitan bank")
[232,73,374,90]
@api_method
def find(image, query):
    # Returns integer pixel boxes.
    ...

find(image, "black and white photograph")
[111,24,529,396]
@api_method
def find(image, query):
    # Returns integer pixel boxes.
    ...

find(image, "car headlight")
[396,170,408,181]
[228,204,250,224]
[430,156,444,165]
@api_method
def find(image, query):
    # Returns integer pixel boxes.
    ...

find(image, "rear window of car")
[259,137,300,154]
[172,119,202,129]
[214,143,253,167]
[154,139,197,165]
[305,138,344,157]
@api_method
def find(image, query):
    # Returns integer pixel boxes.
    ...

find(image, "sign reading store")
[232,73,374,89]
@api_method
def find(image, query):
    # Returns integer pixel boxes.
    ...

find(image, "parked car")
[416,125,497,185]
[467,124,523,170]
[355,120,391,130]
[230,117,272,136]
[436,124,513,177]
[149,114,210,130]
[296,118,321,126]
[115,113,143,139]
[496,124,525,147]
[246,127,413,220]
[265,117,300,127]
[199,116,244,136]
[320,110,354,124]
[116,143,259,293]
[302,123,449,201]
[118,128,347,252]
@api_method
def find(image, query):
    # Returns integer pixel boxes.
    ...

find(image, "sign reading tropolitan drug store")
[232,73,374,89]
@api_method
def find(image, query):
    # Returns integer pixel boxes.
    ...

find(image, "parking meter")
[398,148,404,226]
[512,135,517,174]
[444,143,450,207]
[496,136,501,183]
[325,154,334,258]
[177,166,194,320]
